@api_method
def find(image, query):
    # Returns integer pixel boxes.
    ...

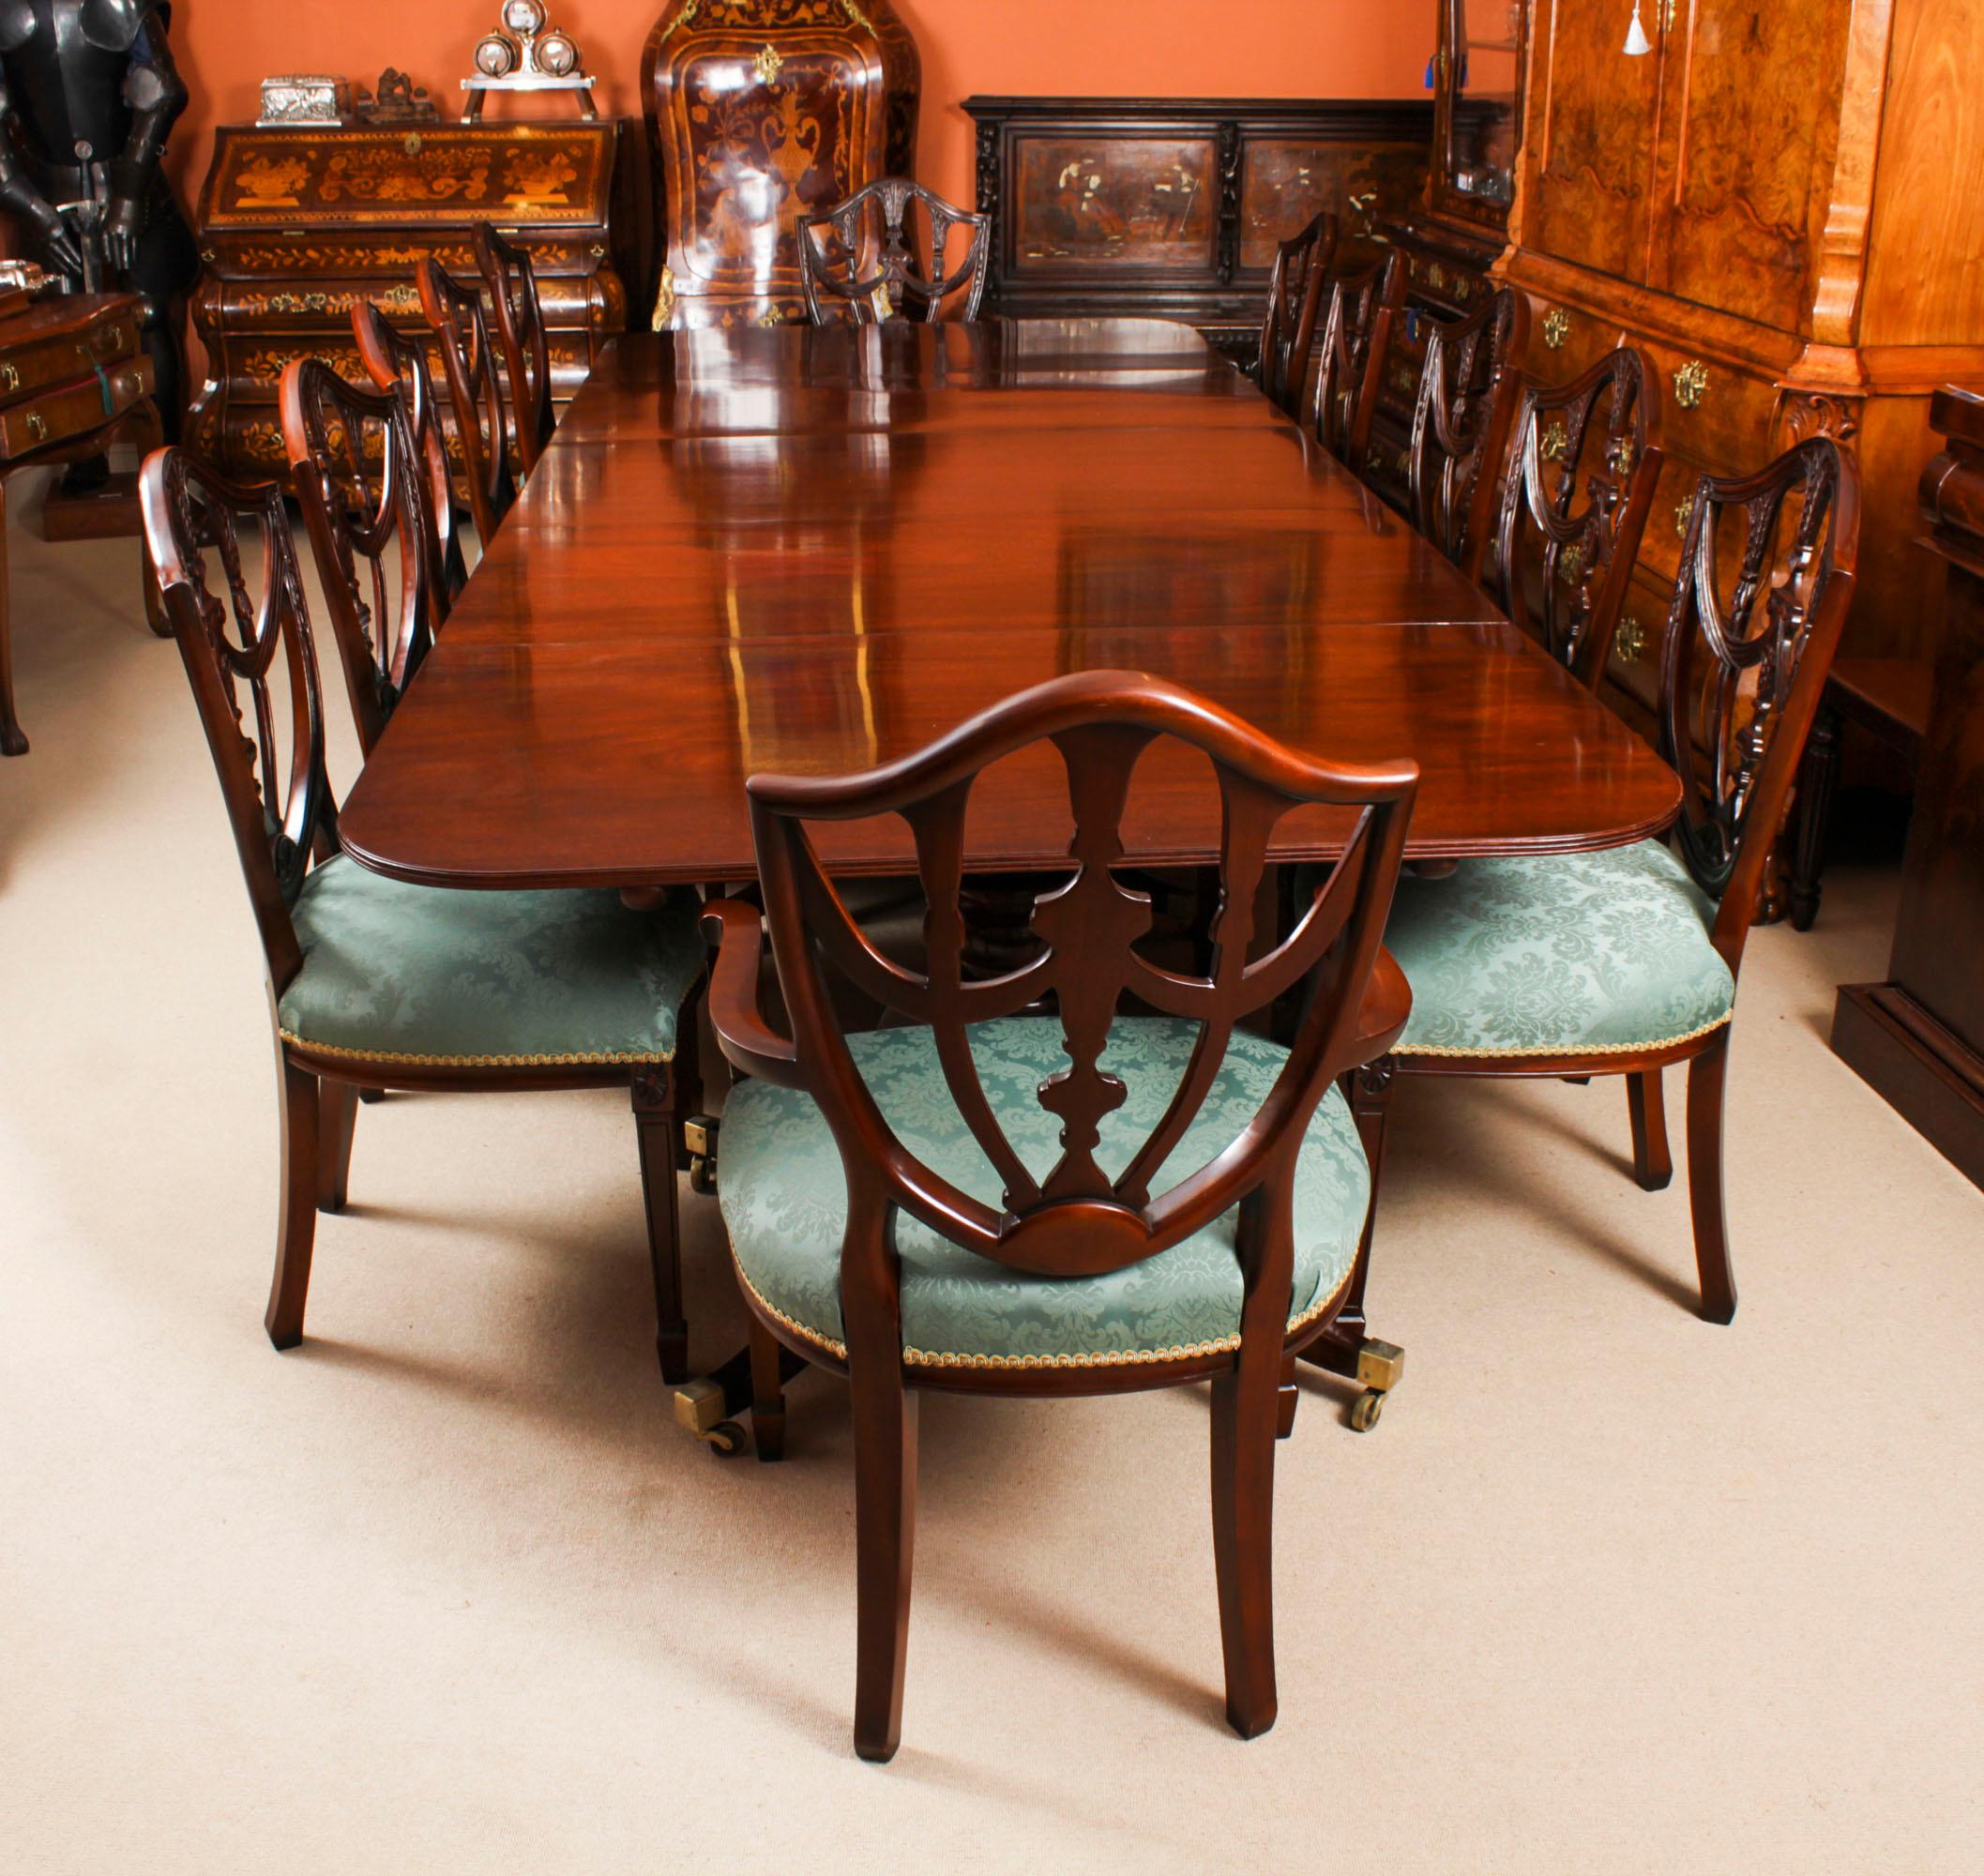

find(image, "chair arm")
[701,900,805,1087]
[1351,946,1412,1065]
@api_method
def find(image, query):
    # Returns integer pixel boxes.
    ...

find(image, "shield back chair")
[1484,346,1664,690]
[1407,285,1532,582]
[416,253,518,546]
[1312,249,1405,474]
[1355,438,1860,1331]
[140,446,709,1382]
[798,178,991,325]
[699,669,1417,1760]
[280,357,446,756]
[473,223,556,477]
[1256,211,1336,419]
[351,298,470,606]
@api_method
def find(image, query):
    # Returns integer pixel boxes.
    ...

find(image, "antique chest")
[963,97,1431,367]
[189,120,651,481]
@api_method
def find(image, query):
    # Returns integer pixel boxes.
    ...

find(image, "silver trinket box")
[257,75,353,129]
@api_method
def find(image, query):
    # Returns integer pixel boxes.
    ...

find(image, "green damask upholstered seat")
[719,1015,1371,1369]
[276,855,705,1067]
[1384,838,1735,1059]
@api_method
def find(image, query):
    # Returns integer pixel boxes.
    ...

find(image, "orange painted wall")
[163,1,1431,211]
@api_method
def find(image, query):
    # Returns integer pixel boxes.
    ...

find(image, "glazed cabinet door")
[1643,0,1853,332]
[1523,0,1662,282]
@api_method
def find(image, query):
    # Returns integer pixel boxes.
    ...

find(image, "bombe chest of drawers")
[189,120,651,482]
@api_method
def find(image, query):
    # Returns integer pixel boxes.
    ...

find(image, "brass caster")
[674,1375,743,1454]
[686,1114,719,1196]
[1350,1388,1386,1432]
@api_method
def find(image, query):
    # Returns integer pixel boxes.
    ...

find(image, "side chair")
[1407,285,1532,582]
[351,298,470,605]
[1357,438,1860,1327]
[1257,211,1337,419]
[416,254,519,544]
[139,447,709,1381]
[473,223,556,476]
[1484,345,1664,690]
[1313,249,1405,473]
[798,178,991,325]
[698,669,1417,1759]
[280,356,446,753]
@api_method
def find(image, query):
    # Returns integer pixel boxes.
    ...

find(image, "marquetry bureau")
[189,120,651,483]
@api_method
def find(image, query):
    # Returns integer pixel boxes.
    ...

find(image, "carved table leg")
[0,477,26,756]
[1300,1058,1405,1431]
[1790,701,1841,932]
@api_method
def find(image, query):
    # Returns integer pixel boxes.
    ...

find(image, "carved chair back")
[1487,346,1664,689]
[746,671,1416,1324]
[280,358,443,757]
[1312,250,1404,472]
[416,254,517,543]
[1257,212,1336,418]
[1658,437,1860,976]
[352,298,468,607]
[473,223,555,475]
[1408,285,1531,580]
[139,447,337,995]
[799,178,991,325]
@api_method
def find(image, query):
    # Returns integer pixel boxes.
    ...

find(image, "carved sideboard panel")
[189,121,650,482]
[642,0,920,331]
[964,97,1431,360]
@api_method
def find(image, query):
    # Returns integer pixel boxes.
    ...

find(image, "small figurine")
[0,0,198,457]
[355,68,439,124]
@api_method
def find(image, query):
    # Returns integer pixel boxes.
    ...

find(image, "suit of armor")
[0,0,197,438]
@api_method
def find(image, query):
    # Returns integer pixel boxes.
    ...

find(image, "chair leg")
[850,1356,918,1763]
[1789,702,1840,932]
[317,1080,360,1214]
[357,1087,386,1105]
[1685,1030,1736,1324]
[1275,1353,1299,1440]
[1210,1347,1280,1739]
[748,1312,787,1463]
[1626,1068,1673,1191]
[266,1057,321,1351]
[632,1067,689,1384]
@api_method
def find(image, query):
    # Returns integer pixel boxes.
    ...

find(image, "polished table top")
[339,318,1681,889]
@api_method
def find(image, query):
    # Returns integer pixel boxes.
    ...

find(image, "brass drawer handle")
[1673,359,1708,409]
[0,362,17,392]
[25,410,48,442]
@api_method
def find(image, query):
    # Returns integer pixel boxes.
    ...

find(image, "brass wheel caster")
[1347,1338,1402,1434]
[685,1115,719,1196]
[674,1374,742,1454]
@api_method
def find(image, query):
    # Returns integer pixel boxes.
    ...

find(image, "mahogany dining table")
[337,316,1682,891]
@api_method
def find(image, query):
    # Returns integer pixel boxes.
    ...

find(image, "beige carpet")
[4,486,1981,1874]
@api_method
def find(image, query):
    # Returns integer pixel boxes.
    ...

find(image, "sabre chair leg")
[849,1354,918,1763]
[632,1066,689,1384]
[1685,1029,1736,1324]
[316,1079,360,1214]
[748,1311,787,1462]
[1627,1067,1674,1191]
[267,1057,322,1351]
[1210,1345,1280,1738]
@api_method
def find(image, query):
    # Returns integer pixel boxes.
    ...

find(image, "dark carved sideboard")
[189,120,650,482]
[963,97,1431,366]
[1833,387,1984,1189]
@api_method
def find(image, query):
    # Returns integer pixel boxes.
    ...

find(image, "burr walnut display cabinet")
[963,96,1431,369]
[189,121,650,484]
[1833,388,1984,1191]
[642,0,920,333]
[1494,0,1984,731]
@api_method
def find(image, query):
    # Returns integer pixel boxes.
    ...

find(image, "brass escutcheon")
[1541,306,1570,349]
[1616,613,1647,663]
[403,132,423,156]
[1541,418,1570,462]
[1674,495,1695,538]
[1673,358,1709,409]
